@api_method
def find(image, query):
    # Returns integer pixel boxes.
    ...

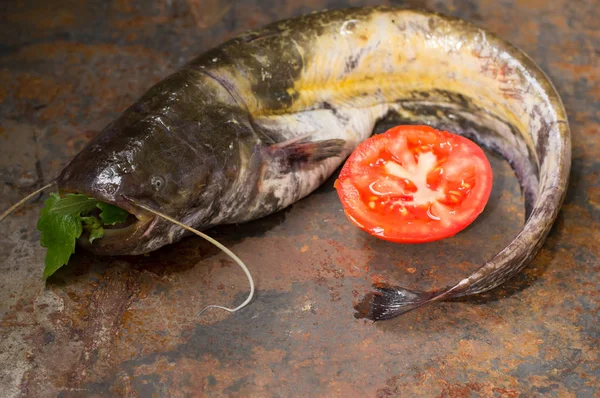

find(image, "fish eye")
[150,176,165,191]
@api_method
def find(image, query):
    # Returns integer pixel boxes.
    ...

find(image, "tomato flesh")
[335,125,493,243]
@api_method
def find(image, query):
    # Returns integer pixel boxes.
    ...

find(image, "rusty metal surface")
[0,0,598,396]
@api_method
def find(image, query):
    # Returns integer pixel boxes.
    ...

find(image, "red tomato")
[335,125,493,243]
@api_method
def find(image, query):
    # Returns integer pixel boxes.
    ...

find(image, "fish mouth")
[77,213,159,256]
[57,188,159,256]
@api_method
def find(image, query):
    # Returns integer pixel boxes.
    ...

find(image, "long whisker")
[130,201,255,316]
[0,181,57,222]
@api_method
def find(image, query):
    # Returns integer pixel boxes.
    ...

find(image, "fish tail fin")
[354,285,440,321]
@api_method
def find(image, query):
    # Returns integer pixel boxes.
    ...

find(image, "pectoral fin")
[266,136,347,165]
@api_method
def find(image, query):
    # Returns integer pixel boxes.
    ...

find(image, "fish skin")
[55,6,570,319]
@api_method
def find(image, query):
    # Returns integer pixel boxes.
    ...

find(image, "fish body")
[56,6,570,319]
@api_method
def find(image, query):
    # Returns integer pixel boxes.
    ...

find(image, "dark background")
[0,0,598,396]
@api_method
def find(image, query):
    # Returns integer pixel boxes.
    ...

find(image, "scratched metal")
[0,0,598,397]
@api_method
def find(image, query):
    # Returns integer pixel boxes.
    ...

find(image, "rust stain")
[437,380,521,398]
[14,74,61,103]
[187,0,233,29]
[112,0,136,13]
[68,268,140,385]
[11,41,165,62]
[112,15,172,30]
[5,6,76,30]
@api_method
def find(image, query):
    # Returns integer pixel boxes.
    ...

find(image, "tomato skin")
[335,125,493,244]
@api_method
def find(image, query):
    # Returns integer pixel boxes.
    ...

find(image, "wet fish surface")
[55,6,570,320]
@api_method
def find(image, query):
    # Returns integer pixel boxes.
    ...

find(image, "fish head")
[56,110,228,256]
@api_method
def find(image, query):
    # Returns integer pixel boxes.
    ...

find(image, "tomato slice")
[335,125,493,243]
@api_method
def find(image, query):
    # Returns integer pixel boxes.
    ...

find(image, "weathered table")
[1,0,598,396]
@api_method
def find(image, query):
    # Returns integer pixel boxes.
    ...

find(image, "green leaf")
[81,216,104,244]
[37,193,84,279]
[37,193,132,279]
[81,216,101,227]
[88,227,104,243]
[50,193,99,216]
[97,202,129,225]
